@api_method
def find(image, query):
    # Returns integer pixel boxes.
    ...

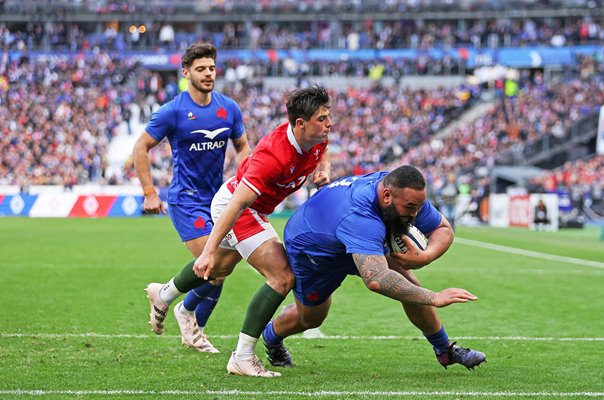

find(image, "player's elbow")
[365,280,382,293]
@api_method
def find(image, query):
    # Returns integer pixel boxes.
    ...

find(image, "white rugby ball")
[389,225,428,253]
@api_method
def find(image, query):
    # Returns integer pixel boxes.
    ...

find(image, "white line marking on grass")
[1,333,603,341]
[442,267,604,275]
[1,390,604,397]
[455,238,604,269]
[303,328,326,338]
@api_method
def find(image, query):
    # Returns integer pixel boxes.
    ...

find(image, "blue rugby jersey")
[284,172,442,273]
[145,91,245,205]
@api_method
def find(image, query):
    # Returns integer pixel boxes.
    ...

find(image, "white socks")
[235,332,258,360]
[159,278,184,305]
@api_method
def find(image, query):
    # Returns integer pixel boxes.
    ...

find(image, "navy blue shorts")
[288,252,357,306]
[168,203,214,242]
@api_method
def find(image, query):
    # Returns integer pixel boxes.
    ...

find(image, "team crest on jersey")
[187,111,196,120]
[313,149,320,160]
[216,107,227,119]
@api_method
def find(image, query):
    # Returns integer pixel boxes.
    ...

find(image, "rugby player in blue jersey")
[262,165,486,371]
[133,43,251,352]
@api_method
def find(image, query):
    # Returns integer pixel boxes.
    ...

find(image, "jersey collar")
[286,123,303,155]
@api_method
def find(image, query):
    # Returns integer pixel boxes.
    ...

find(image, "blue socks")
[183,282,223,328]
[262,320,284,345]
[424,326,450,354]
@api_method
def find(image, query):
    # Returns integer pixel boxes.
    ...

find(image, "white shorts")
[211,177,280,260]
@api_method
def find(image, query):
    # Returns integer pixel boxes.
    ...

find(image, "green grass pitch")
[1,217,603,399]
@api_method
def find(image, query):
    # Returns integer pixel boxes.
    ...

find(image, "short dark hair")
[181,43,217,69]
[285,84,330,127]
[383,165,426,190]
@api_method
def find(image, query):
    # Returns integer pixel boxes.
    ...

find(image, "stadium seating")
[1,0,603,221]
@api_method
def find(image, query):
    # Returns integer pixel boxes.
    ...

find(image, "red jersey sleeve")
[240,145,282,196]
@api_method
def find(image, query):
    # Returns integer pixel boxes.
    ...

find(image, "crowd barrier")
[0,185,297,218]
[0,185,566,232]
[0,185,144,217]
[489,192,560,231]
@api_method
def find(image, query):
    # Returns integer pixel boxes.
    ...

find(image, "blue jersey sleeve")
[414,199,442,235]
[145,102,175,142]
[229,100,245,140]
[336,213,386,256]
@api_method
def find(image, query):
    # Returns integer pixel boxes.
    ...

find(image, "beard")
[382,203,413,237]
[190,79,214,93]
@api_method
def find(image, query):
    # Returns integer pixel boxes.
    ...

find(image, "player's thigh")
[213,184,282,267]
[246,238,293,295]
[212,246,243,278]
[221,208,291,281]
[246,238,290,278]
[184,235,209,258]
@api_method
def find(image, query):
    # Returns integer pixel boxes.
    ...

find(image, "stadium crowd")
[2,0,599,15]
[0,52,153,188]
[2,16,602,53]
[530,155,604,212]
[2,51,603,218]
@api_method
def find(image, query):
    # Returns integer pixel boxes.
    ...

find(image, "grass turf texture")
[1,218,603,399]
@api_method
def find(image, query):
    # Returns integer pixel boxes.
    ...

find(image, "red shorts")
[211,177,280,260]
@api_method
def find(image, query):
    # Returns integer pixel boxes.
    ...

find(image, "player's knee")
[299,314,325,330]
[267,269,294,296]
[212,262,235,279]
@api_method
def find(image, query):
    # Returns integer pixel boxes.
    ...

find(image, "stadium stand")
[1,0,603,223]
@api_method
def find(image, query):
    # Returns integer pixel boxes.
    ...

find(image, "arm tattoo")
[353,254,435,305]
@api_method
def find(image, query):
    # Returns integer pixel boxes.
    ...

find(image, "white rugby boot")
[227,351,281,377]
[145,283,169,335]
[173,301,219,353]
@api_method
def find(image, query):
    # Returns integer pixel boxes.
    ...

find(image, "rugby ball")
[389,225,428,253]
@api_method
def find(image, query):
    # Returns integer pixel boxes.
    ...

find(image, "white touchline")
[455,237,604,269]
[1,390,604,397]
[1,333,603,341]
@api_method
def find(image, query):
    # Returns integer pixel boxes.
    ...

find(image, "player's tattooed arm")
[353,253,436,305]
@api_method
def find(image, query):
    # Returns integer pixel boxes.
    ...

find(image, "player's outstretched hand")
[193,252,215,280]
[432,288,478,307]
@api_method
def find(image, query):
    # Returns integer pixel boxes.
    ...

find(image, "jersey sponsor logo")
[190,127,230,139]
[187,111,196,120]
[216,106,227,119]
[189,140,227,151]
[276,174,309,189]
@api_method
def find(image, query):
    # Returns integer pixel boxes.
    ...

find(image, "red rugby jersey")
[232,121,328,215]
